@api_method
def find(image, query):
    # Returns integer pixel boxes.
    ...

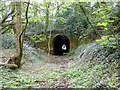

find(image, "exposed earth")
[22,55,72,88]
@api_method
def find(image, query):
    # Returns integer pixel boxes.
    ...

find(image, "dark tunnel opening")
[53,35,70,55]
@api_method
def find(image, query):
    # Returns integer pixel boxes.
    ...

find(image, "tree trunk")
[9,2,23,68]
[0,1,30,68]
[15,2,22,56]
[44,2,50,38]
[0,2,22,68]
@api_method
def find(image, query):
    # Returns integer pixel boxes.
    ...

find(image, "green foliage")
[92,2,119,49]
[53,2,88,37]
[1,67,35,88]
[36,68,63,83]
[64,62,117,88]
[96,35,117,49]
[1,42,118,88]
[64,64,103,88]
[28,16,39,22]
[1,2,119,88]
[30,34,47,42]
[1,66,64,88]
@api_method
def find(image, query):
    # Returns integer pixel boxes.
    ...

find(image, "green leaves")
[93,3,119,50]
[108,19,114,23]
[97,22,107,27]
[64,63,105,88]
[29,16,39,22]
[30,34,47,42]
[1,68,34,88]
[96,35,117,49]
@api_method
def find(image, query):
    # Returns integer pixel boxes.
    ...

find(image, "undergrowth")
[1,60,118,88]
[1,42,119,88]
[1,67,33,88]
[65,62,117,88]
[1,66,64,88]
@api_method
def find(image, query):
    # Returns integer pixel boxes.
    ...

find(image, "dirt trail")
[0,49,72,88]
[22,55,72,88]
[47,55,72,88]
[23,55,71,74]
[47,55,71,64]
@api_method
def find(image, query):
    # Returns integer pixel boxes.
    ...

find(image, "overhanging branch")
[1,7,15,24]
[79,2,101,38]
[0,22,15,30]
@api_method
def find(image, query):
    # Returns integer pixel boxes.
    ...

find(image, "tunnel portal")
[53,35,70,55]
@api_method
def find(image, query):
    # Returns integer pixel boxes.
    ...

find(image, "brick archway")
[53,35,70,55]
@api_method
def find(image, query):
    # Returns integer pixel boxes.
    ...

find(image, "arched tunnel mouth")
[53,35,70,55]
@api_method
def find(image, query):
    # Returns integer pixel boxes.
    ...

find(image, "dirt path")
[46,55,72,88]
[23,55,71,74]
[0,49,72,88]
[22,55,72,88]
[48,55,70,64]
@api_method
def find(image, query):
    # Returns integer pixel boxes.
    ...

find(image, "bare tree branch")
[1,7,15,24]
[1,25,12,34]
[1,22,15,30]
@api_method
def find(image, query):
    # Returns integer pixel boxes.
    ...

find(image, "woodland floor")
[22,55,72,88]
[1,44,119,88]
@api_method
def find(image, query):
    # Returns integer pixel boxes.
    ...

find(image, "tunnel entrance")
[53,35,70,55]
